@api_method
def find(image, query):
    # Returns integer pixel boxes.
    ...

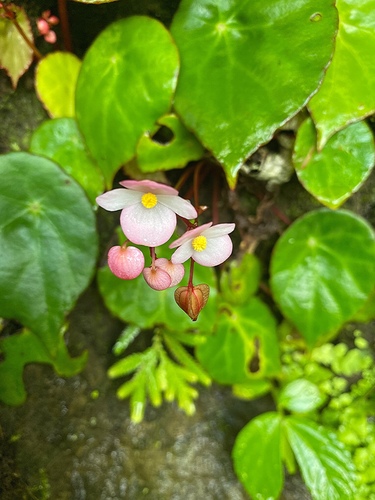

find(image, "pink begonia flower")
[170,222,235,267]
[96,180,197,247]
[143,266,172,291]
[37,10,59,44]
[108,245,145,280]
[154,258,185,287]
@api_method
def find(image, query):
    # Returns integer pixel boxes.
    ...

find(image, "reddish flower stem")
[57,0,72,52]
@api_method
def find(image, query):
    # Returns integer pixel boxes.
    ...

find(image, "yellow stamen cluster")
[141,192,158,209]
[192,235,207,252]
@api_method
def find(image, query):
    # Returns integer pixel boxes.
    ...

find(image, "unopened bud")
[174,284,210,321]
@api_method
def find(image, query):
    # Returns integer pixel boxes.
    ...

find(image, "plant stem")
[58,0,72,52]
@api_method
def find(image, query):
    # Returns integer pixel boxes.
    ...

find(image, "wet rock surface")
[0,284,312,500]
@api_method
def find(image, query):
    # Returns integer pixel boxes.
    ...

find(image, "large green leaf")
[76,16,179,188]
[270,209,375,346]
[0,328,87,405]
[35,52,81,118]
[0,152,98,353]
[309,0,375,148]
[284,416,356,500]
[0,4,33,88]
[136,114,204,172]
[196,298,280,384]
[232,412,283,500]
[293,118,375,209]
[29,118,105,205]
[171,0,338,187]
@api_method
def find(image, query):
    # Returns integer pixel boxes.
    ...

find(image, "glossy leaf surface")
[171,0,337,187]
[309,0,375,148]
[76,16,179,187]
[293,118,375,209]
[35,52,81,118]
[0,329,87,405]
[30,118,104,204]
[284,416,356,499]
[271,210,375,346]
[196,298,280,384]
[233,412,283,500]
[136,114,204,172]
[0,153,98,353]
[279,379,325,413]
[0,4,33,87]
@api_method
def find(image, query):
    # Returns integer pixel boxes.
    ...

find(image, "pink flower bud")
[108,245,145,280]
[143,266,172,291]
[154,258,185,287]
[37,18,50,35]
[174,284,210,321]
[44,30,57,44]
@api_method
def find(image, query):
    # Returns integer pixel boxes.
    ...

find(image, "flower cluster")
[37,10,59,44]
[97,179,235,320]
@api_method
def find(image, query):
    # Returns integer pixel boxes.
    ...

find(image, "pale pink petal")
[44,30,56,44]
[120,179,178,195]
[155,258,185,287]
[193,235,233,267]
[48,15,59,25]
[158,195,197,220]
[170,241,194,264]
[108,245,145,280]
[169,223,213,249]
[203,223,235,238]
[96,189,141,211]
[120,203,176,246]
[37,19,50,35]
[143,266,172,290]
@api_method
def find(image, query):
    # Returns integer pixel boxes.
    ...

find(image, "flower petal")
[155,258,185,287]
[169,222,213,249]
[120,203,176,246]
[203,223,236,238]
[158,194,197,220]
[120,179,178,195]
[143,266,172,290]
[96,189,141,211]
[193,234,233,267]
[107,245,145,279]
[170,241,194,264]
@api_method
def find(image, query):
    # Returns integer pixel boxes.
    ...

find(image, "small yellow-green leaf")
[0,4,33,87]
[293,118,375,209]
[35,52,81,117]
[309,0,375,148]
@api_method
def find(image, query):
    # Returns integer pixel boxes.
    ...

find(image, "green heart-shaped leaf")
[171,0,338,187]
[136,114,204,172]
[76,16,179,188]
[279,379,325,414]
[30,118,105,204]
[0,152,98,353]
[196,298,280,384]
[284,416,356,500]
[0,4,33,88]
[309,0,375,148]
[270,209,375,346]
[0,328,87,405]
[35,52,81,118]
[233,412,283,500]
[293,118,375,209]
